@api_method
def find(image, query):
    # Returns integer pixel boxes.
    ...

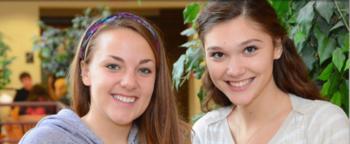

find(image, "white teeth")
[113,95,136,103]
[229,78,253,88]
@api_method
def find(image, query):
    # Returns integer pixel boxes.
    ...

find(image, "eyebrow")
[109,55,154,65]
[140,59,155,65]
[240,39,262,46]
[110,55,124,62]
[206,39,262,51]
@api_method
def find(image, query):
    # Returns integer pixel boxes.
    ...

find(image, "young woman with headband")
[20,12,189,144]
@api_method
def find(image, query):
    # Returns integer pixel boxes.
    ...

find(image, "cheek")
[206,61,225,79]
[140,76,156,97]
[249,54,275,74]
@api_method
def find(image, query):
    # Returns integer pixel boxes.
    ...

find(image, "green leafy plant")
[0,33,15,90]
[33,6,111,77]
[173,1,349,115]
[173,3,204,91]
[269,0,349,114]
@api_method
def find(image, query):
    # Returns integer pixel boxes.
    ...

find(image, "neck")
[230,81,290,130]
[82,109,132,144]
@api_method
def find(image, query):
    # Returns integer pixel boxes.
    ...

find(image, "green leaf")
[318,63,334,81]
[315,1,334,23]
[319,40,336,64]
[292,26,307,52]
[183,3,201,24]
[321,80,331,97]
[332,48,346,72]
[300,46,316,70]
[339,80,349,114]
[315,26,336,64]
[180,40,197,48]
[197,86,205,103]
[270,0,291,28]
[185,47,204,72]
[194,62,205,79]
[297,1,315,24]
[293,1,315,52]
[180,27,196,37]
[172,55,186,90]
[321,73,341,98]
[330,21,345,32]
[344,59,349,71]
[339,81,349,101]
[341,34,349,52]
[330,91,342,106]
[180,39,202,49]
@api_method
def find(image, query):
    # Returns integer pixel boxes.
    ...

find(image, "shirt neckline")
[222,93,306,143]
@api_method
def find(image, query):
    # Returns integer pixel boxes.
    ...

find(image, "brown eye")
[106,64,120,71]
[139,68,152,75]
[243,46,257,55]
[210,52,224,59]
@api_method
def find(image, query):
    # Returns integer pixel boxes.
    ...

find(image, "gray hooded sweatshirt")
[19,109,138,144]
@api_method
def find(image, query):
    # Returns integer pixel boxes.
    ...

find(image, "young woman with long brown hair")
[20,12,188,144]
[192,0,349,143]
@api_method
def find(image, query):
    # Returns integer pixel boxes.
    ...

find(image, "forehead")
[92,28,155,60]
[204,16,271,47]
[21,77,31,80]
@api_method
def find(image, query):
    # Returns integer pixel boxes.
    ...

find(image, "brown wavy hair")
[68,14,189,144]
[197,0,322,112]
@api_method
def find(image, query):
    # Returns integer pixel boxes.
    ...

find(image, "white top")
[192,94,349,144]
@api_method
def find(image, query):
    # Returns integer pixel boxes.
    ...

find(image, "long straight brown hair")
[197,0,322,112]
[69,15,189,144]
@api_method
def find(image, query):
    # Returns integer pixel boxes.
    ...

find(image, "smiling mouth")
[112,95,137,103]
[226,77,255,90]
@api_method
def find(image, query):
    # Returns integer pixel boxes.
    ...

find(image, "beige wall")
[0,2,40,90]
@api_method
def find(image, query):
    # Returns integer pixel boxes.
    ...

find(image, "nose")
[120,70,138,90]
[226,57,246,77]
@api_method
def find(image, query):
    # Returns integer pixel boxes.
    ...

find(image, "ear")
[273,38,283,60]
[80,61,91,86]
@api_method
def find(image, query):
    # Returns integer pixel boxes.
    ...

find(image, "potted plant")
[0,33,15,90]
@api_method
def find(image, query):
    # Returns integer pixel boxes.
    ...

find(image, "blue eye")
[106,64,120,71]
[210,52,224,60]
[139,68,152,75]
[243,46,257,55]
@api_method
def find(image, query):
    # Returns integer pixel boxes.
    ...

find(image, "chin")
[108,113,135,126]
[111,118,134,126]
[227,93,254,106]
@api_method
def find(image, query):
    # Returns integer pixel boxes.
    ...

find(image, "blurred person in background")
[13,72,33,102]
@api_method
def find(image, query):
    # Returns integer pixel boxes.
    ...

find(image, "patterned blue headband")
[79,12,159,60]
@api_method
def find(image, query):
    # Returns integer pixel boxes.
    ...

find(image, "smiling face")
[204,16,282,106]
[81,28,156,126]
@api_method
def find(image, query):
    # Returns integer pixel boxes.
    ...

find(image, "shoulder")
[192,106,231,138]
[17,88,27,93]
[307,99,349,127]
[296,96,348,122]
[309,101,349,143]
[19,109,82,144]
[291,95,349,142]
[193,106,232,130]
[19,124,72,144]
[291,94,347,119]
[192,106,233,143]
